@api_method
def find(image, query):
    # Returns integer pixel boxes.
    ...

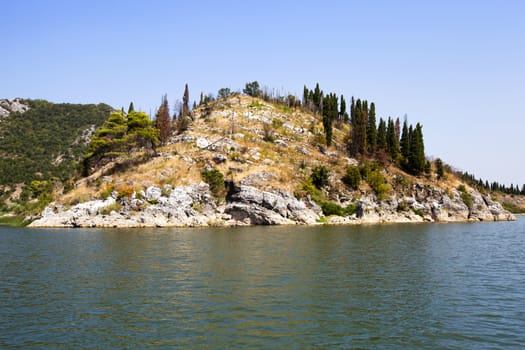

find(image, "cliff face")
[29,95,515,227]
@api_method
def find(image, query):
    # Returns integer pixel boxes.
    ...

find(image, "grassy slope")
[61,95,471,207]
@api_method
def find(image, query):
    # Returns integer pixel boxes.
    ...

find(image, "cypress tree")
[349,99,367,156]
[322,93,338,146]
[408,123,425,174]
[436,158,444,179]
[377,118,387,151]
[182,83,190,118]
[386,117,400,161]
[128,102,135,114]
[400,120,410,167]
[395,117,401,142]
[340,95,348,123]
[367,102,377,153]
[154,95,171,145]
[313,83,322,113]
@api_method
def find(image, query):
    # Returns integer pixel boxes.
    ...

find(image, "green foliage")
[349,99,368,156]
[218,87,232,99]
[0,100,111,185]
[99,202,122,215]
[248,100,265,109]
[201,169,226,198]
[412,208,424,217]
[362,165,391,200]
[311,165,329,189]
[322,93,338,146]
[0,215,28,227]
[100,184,115,200]
[460,191,474,209]
[300,178,356,217]
[501,202,525,214]
[457,184,467,192]
[84,110,159,174]
[397,201,410,212]
[243,81,261,97]
[436,158,444,179]
[154,95,171,145]
[342,166,361,190]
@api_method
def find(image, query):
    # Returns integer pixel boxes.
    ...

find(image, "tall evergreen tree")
[313,83,323,113]
[407,123,425,174]
[128,102,135,114]
[386,117,400,161]
[340,95,349,123]
[154,95,172,145]
[400,120,410,167]
[322,93,338,146]
[376,118,387,151]
[395,117,401,142]
[367,102,377,153]
[182,84,190,118]
[349,99,367,156]
[435,158,444,179]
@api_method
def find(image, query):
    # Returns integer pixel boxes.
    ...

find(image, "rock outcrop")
[29,183,322,228]
[29,181,514,228]
[0,98,29,118]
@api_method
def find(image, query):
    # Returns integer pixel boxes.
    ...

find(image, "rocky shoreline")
[29,182,515,228]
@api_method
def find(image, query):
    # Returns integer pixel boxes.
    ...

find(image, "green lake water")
[1,218,524,349]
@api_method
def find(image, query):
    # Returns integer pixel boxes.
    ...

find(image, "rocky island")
[20,88,515,228]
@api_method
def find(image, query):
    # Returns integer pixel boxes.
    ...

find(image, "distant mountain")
[0,99,112,213]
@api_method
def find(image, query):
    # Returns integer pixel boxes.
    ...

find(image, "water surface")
[1,218,524,349]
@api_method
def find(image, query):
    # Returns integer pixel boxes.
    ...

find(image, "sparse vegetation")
[201,169,225,198]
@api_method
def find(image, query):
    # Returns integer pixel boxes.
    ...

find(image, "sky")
[2,0,524,187]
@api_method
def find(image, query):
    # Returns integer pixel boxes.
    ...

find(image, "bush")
[366,169,391,200]
[311,165,329,189]
[460,191,474,209]
[342,166,361,190]
[201,169,225,198]
[397,201,410,212]
[99,202,122,215]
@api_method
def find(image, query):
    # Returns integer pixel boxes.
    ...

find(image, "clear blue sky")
[2,0,524,187]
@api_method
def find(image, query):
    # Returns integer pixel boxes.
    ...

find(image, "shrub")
[413,208,424,217]
[342,166,361,190]
[311,165,329,189]
[460,191,474,209]
[100,184,115,200]
[397,201,410,212]
[201,169,225,198]
[99,202,122,215]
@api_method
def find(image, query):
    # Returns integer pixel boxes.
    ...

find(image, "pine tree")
[182,84,190,118]
[154,95,172,145]
[128,102,135,114]
[367,102,377,153]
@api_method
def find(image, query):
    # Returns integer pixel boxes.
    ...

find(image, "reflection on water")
[1,219,525,349]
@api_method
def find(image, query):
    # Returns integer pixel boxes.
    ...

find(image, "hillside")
[29,94,516,227]
[0,99,112,215]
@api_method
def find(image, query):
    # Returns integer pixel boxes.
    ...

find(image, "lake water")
[1,218,524,349]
